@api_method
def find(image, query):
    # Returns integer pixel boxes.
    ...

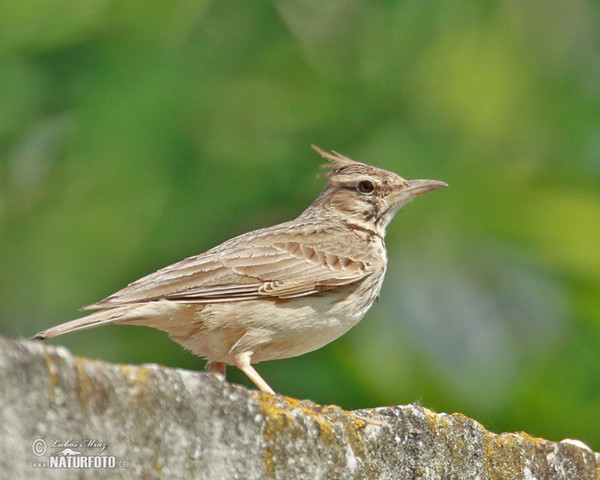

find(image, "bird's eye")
[357,180,374,194]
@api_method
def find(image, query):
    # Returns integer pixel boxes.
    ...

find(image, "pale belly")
[177,281,380,364]
[119,270,385,366]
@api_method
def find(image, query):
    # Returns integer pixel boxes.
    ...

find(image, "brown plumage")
[33,145,446,394]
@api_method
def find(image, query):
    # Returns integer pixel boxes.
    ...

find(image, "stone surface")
[1,334,598,479]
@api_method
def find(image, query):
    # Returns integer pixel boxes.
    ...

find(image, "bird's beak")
[401,179,448,201]
[391,178,447,205]
[384,178,447,215]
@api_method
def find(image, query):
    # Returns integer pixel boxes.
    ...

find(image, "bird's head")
[306,145,447,236]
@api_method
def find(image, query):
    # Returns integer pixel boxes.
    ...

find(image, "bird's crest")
[311,145,365,177]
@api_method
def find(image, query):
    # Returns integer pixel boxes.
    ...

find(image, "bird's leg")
[234,353,275,394]
[205,361,226,378]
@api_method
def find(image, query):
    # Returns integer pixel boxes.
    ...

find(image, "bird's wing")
[83,225,373,310]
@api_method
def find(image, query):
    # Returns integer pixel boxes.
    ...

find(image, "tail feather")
[31,306,139,340]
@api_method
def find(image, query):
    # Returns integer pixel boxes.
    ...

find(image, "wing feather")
[83,223,373,310]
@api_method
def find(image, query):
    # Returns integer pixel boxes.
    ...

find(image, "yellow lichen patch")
[75,360,93,411]
[255,393,296,437]
[134,365,155,384]
[254,394,294,479]
[254,393,370,478]
[480,429,560,479]
[482,433,528,478]
[424,408,455,438]
[118,364,160,413]
[118,364,135,382]
[257,393,342,441]
[43,351,60,403]
[118,364,154,386]
[277,395,302,411]
[510,431,547,447]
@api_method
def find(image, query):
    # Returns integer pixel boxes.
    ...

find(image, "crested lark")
[33,146,446,394]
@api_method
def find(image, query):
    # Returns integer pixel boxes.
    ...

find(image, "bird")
[32,145,446,394]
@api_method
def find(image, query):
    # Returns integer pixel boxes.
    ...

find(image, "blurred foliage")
[1,0,599,449]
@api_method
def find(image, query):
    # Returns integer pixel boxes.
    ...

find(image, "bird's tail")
[31,305,140,340]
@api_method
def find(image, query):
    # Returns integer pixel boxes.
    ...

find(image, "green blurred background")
[1,0,599,449]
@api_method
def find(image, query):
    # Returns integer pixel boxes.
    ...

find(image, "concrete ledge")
[1,335,598,479]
